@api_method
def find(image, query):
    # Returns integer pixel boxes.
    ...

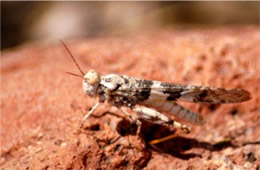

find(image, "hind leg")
[132,105,191,145]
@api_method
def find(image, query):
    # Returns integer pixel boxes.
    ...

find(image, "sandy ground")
[1,27,260,169]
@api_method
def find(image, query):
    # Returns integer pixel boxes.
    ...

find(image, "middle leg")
[119,108,142,136]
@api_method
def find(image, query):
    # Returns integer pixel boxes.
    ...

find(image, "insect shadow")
[91,111,237,160]
[139,121,238,160]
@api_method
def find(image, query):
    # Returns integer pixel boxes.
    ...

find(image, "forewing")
[178,86,251,103]
[117,79,251,104]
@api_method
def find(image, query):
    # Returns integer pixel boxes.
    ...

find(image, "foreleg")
[78,102,100,130]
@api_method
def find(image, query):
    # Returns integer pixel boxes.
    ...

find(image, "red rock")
[1,27,259,169]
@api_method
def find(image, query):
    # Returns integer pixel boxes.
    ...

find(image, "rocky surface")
[1,27,260,169]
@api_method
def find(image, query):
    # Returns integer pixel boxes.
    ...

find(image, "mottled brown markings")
[121,76,129,84]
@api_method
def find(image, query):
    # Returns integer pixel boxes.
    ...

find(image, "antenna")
[65,72,84,78]
[60,40,85,76]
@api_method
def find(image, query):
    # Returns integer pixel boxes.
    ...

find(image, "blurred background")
[1,1,259,50]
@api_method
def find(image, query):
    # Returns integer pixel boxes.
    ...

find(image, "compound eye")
[88,76,98,85]
[84,70,101,85]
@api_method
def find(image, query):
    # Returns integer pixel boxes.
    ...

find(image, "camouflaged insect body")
[61,41,251,134]
[83,70,251,127]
